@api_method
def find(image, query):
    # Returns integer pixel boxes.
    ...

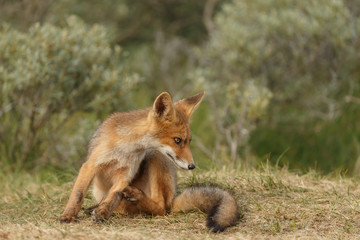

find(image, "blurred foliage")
[212,0,358,122]
[191,0,360,170]
[192,46,272,166]
[0,0,360,174]
[0,16,137,170]
[219,0,360,172]
[48,0,209,45]
[252,107,360,173]
[0,0,222,98]
[0,0,210,45]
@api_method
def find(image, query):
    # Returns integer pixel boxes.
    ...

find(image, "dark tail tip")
[207,220,226,233]
[206,203,226,233]
[206,196,240,233]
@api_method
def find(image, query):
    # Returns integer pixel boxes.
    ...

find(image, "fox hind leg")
[91,167,131,222]
[121,186,167,216]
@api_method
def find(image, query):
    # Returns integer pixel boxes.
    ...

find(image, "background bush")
[191,0,360,171]
[0,0,359,174]
[228,0,360,172]
[0,16,137,170]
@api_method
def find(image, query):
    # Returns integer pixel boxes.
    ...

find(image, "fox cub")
[59,91,239,232]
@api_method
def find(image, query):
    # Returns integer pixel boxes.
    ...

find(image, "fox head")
[149,91,204,170]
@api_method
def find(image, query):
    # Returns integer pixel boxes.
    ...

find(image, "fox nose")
[188,164,195,170]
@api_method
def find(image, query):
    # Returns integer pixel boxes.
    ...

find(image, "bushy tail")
[171,186,239,232]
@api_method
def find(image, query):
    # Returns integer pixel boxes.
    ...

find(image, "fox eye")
[174,137,182,144]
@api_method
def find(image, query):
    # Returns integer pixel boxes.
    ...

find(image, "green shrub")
[205,0,360,171]
[0,16,137,170]
[191,2,273,166]
[191,0,360,170]
[208,0,358,123]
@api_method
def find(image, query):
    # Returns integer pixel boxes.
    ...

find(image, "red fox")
[59,91,239,232]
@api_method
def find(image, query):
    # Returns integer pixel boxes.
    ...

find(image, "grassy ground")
[1,165,360,240]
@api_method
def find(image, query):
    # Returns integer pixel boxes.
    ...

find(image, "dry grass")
[1,166,360,240]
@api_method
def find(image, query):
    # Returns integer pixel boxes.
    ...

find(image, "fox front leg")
[59,161,96,223]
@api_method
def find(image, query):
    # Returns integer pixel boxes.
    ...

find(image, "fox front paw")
[92,206,111,222]
[122,186,144,202]
[59,213,76,223]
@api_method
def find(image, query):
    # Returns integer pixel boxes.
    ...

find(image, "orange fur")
[109,149,239,233]
[59,91,204,223]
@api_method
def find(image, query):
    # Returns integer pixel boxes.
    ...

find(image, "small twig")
[203,0,219,35]
[345,95,360,105]
[193,135,214,160]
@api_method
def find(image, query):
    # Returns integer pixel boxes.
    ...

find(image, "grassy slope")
[1,166,360,240]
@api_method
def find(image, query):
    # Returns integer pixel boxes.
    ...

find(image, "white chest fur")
[95,135,162,179]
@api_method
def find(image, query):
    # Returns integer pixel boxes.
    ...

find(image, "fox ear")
[152,92,175,121]
[175,91,205,118]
